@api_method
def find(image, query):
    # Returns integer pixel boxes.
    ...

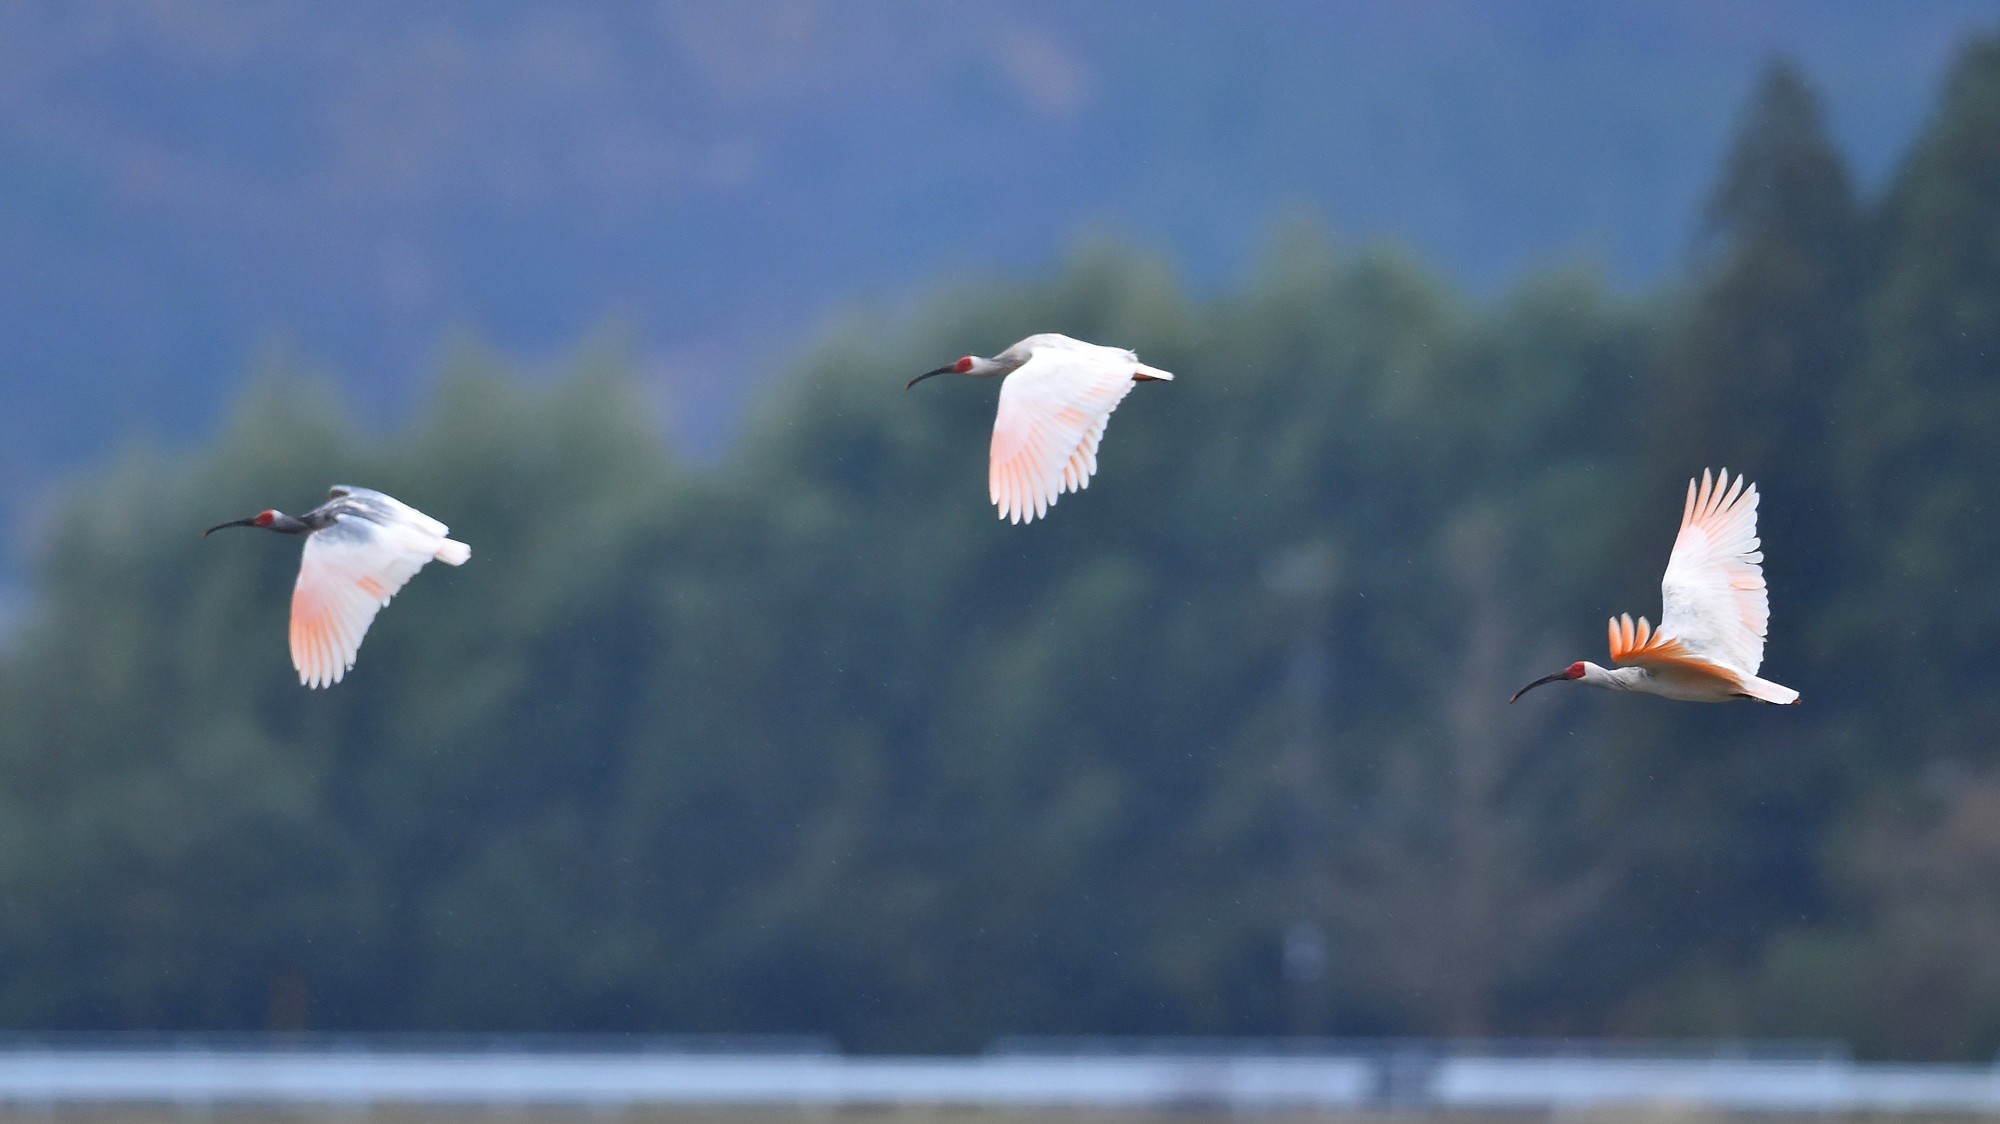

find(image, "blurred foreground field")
[3,1104,2000,1112]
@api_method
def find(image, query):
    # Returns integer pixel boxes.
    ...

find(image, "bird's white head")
[1509,660,1594,703]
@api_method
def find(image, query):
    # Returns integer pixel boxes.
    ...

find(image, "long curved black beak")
[1509,672,1568,704]
[905,366,954,391]
[202,517,258,538]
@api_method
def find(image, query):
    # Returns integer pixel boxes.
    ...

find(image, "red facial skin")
[954,356,974,373]
[1565,661,1587,680]
[254,510,277,527]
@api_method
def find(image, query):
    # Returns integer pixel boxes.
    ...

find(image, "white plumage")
[909,333,1172,524]
[1657,469,1770,680]
[206,486,469,688]
[1513,469,1798,706]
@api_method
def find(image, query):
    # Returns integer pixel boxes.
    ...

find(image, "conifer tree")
[1843,35,2000,745]
[1653,60,1861,567]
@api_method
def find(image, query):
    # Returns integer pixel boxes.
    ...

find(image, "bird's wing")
[1654,468,1769,677]
[988,347,1147,524]
[323,485,450,538]
[289,509,459,688]
[1606,613,1741,688]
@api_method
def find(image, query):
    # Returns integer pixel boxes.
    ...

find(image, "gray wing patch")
[310,511,384,547]
[328,484,397,506]
[322,488,404,535]
[305,486,402,537]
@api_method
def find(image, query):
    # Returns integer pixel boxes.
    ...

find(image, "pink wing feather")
[988,347,1159,524]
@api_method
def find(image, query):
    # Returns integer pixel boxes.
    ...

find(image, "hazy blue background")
[2,2,1995,520]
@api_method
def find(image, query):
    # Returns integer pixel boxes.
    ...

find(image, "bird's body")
[907,333,1171,524]
[1512,468,1798,706]
[204,486,469,688]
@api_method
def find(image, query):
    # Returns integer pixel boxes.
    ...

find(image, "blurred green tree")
[1839,35,2000,758]
[1625,58,1862,997]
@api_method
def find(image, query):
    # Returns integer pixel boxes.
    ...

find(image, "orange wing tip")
[289,590,356,689]
[1608,612,1691,666]
[1684,467,1757,532]
[1685,468,1717,527]
[1606,613,1647,662]
[292,620,335,688]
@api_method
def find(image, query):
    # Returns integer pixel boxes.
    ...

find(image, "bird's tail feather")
[435,538,472,566]
[1741,676,1799,705]
[1133,363,1173,381]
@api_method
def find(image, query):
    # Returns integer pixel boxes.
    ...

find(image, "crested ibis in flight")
[907,333,1172,524]
[1512,468,1799,706]
[204,486,470,688]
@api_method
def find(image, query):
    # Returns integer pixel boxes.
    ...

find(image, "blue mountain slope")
[0,0,1994,545]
